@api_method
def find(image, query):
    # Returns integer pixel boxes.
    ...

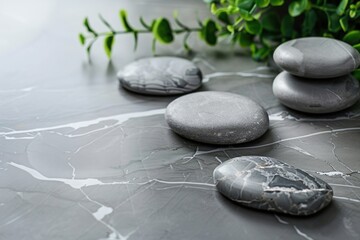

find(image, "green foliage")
[78,33,85,45]
[289,0,309,17]
[200,19,219,45]
[119,10,134,32]
[256,0,270,8]
[79,1,360,70]
[343,30,360,45]
[245,19,262,35]
[153,18,174,44]
[79,9,205,58]
[104,35,114,59]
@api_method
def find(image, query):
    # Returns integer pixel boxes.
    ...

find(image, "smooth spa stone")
[273,37,360,78]
[165,91,269,145]
[213,156,333,216]
[117,57,202,95]
[272,71,360,114]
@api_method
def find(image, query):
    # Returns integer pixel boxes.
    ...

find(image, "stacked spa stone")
[273,37,360,114]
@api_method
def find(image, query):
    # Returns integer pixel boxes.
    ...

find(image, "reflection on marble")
[1,0,360,240]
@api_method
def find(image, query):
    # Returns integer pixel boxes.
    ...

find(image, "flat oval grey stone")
[117,57,202,95]
[213,156,333,216]
[273,37,360,78]
[273,71,360,114]
[165,91,269,145]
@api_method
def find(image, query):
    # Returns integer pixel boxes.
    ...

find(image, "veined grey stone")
[272,71,360,114]
[165,91,269,145]
[213,156,333,216]
[117,57,202,95]
[273,37,360,78]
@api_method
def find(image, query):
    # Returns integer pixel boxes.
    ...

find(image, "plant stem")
[85,28,202,39]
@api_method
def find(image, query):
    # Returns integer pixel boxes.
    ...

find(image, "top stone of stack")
[273,37,360,79]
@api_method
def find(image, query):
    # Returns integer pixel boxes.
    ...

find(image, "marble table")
[1,0,359,239]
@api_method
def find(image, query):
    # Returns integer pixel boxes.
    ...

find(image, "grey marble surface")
[1,1,360,240]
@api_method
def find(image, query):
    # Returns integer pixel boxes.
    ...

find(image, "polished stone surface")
[165,91,269,144]
[1,1,360,240]
[273,37,360,78]
[213,156,333,215]
[118,57,202,95]
[273,72,360,113]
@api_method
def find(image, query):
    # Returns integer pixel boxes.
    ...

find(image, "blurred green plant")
[79,10,211,59]
[79,0,360,75]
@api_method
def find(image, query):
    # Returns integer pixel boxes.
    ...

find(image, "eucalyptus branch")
[79,9,216,59]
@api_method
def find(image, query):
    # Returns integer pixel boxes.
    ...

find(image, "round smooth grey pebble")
[273,71,360,114]
[273,37,360,78]
[165,91,269,145]
[117,57,202,95]
[213,156,333,216]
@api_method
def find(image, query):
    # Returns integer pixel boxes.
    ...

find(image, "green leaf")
[270,0,284,6]
[78,33,85,45]
[302,9,317,36]
[133,32,138,51]
[217,12,231,24]
[261,12,280,32]
[349,8,358,18]
[239,9,253,21]
[86,39,96,59]
[227,5,239,14]
[327,13,341,32]
[337,0,348,16]
[83,18,97,35]
[210,3,217,14]
[227,25,235,33]
[238,0,255,11]
[339,16,349,32]
[281,14,294,38]
[201,19,218,46]
[152,18,174,44]
[245,19,262,35]
[288,0,308,17]
[140,17,152,30]
[104,35,114,59]
[99,14,115,32]
[353,43,360,52]
[183,32,192,51]
[260,32,279,48]
[343,30,360,45]
[239,31,254,47]
[251,46,271,61]
[119,10,134,32]
[173,13,190,30]
[256,0,270,8]
[323,32,334,38]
